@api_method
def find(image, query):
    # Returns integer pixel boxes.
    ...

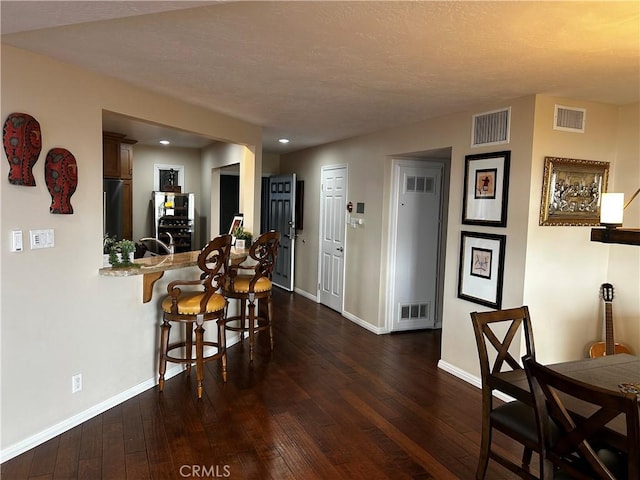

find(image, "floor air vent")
[554,105,585,133]
[472,107,510,147]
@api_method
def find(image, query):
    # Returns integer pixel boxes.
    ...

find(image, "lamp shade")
[600,192,624,226]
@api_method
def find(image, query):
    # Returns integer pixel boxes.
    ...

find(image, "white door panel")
[391,162,442,331]
[319,166,346,312]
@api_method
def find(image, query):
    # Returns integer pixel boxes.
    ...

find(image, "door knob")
[336,247,344,252]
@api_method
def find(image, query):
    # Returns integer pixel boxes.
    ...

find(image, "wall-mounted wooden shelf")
[590,228,640,246]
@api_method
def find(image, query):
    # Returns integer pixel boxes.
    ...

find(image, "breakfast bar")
[98,248,248,303]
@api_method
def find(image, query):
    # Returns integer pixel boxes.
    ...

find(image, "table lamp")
[591,187,640,245]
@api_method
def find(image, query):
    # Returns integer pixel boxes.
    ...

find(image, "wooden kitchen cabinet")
[103,132,137,240]
[103,134,121,178]
[103,132,136,179]
[120,142,133,179]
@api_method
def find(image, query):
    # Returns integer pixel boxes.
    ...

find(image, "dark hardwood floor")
[2,289,532,479]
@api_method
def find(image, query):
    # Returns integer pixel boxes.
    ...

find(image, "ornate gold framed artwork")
[539,157,609,226]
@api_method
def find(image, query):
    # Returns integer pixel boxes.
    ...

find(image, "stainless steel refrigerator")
[152,191,196,253]
[104,179,124,240]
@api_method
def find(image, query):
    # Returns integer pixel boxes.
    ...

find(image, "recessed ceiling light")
[159,140,170,145]
[278,138,290,144]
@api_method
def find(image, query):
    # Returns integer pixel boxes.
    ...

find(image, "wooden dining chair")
[158,234,232,399]
[471,307,540,480]
[223,231,280,362]
[523,356,639,480]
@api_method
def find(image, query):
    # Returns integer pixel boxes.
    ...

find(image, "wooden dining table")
[493,353,640,452]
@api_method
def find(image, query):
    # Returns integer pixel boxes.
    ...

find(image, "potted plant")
[103,233,117,266]
[233,226,252,249]
[109,239,139,268]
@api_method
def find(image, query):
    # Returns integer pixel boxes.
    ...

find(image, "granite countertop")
[99,248,248,277]
[99,248,249,303]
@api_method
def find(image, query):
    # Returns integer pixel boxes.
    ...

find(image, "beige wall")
[524,97,629,363]
[132,145,204,244]
[607,103,640,352]
[200,142,263,242]
[281,95,638,377]
[0,45,261,459]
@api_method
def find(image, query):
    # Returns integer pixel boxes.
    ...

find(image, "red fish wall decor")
[45,148,78,214]
[3,112,42,186]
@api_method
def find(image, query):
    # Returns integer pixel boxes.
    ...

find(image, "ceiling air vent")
[472,107,510,147]
[554,105,585,133]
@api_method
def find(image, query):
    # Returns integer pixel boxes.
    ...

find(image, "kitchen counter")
[99,248,248,303]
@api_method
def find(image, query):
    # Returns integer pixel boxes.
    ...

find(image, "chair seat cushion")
[162,291,225,315]
[227,275,272,293]
[491,400,538,445]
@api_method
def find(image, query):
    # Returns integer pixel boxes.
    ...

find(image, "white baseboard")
[0,335,243,463]
[0,364,180,463]
[437,359,514,403]
[294,287,317,302]
[342,310,386,335]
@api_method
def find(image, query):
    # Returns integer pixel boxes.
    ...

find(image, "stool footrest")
[165,341,225,364]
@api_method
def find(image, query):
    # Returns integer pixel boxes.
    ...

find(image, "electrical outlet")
[72,374,82,393]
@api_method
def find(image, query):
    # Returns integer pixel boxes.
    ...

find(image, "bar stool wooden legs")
[225,290,274,362]
[223,231,280,362]
[157,234,232,398]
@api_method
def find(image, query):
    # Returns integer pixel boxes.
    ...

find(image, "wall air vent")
[471,107,511,147]
[554,105,585,133]
[405,175,435,194]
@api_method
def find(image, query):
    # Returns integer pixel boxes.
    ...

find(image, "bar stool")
[223,231,280,362]
[158,234,232,399]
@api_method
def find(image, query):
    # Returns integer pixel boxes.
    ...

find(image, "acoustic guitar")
[588,283,632,358]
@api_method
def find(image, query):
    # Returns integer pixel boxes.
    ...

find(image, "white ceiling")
[2,1,639,153]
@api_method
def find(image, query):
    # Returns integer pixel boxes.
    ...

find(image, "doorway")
[219,174,240,235]
[318,165,347,312]
[268,174,297,291]
[387,156,448,332]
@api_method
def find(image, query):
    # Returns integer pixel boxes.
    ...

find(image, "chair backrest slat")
[246,230,280,287]
[471,306,536,387]
[198,234,232,291]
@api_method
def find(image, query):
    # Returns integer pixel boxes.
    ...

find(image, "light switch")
[11,230,23,252]
[30,229,55,249]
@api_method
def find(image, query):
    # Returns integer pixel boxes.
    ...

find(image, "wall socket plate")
[72,374,82,393]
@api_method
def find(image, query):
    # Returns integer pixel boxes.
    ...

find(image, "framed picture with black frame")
[457,231,506,309]
[462,151,510,227]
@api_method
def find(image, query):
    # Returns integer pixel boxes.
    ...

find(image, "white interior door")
[390,161,442,331]
[268,174,296,291]
[319,165,346,312]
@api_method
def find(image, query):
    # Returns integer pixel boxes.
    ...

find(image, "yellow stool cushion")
[228,275,272,293]
[161,291,226,315]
